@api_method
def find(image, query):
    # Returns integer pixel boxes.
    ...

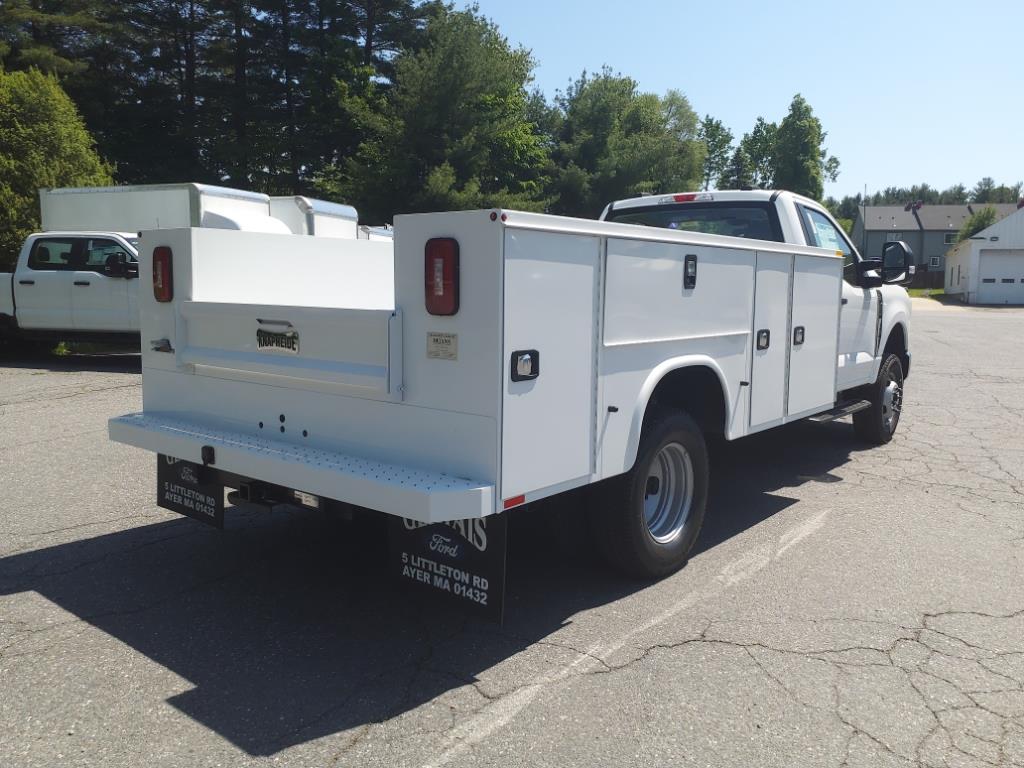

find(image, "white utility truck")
[108,190,912,602]
[1,184,377,348]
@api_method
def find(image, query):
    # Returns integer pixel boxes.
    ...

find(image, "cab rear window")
[605,202,783,242]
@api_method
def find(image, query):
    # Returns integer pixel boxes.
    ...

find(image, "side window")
[27,238,78,271]
[83,238,130,272]
[799,207,857,282]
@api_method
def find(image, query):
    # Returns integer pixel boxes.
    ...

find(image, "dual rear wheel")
[591,409,709,578]
[593,355,907,578]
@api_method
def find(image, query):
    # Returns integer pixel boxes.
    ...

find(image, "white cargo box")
[269,196,360,239]
[39,183,291,234]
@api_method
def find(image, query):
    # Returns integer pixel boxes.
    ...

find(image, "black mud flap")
[389,514,508,623]
[157,454,224,529]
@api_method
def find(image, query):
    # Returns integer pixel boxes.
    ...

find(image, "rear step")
[109,412,494,523]
[807,399,871,423]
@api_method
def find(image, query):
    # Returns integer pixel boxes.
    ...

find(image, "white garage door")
[977,250,1024,305]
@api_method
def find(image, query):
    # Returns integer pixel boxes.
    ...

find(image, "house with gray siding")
[852,203,1018,273]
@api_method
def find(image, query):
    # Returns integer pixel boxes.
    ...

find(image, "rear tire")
[591,408,708,578]
[853,353,904,445]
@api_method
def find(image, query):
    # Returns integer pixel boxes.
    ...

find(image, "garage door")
[977,250,1024,305]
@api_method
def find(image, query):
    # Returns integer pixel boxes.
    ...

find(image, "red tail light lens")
[424,238,459,315]
[153,246,173,302]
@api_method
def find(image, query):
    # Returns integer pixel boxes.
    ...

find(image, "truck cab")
[1,231,139,342]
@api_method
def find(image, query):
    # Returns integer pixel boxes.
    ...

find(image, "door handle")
[793,326,805,345]
[74,281,91,286]
[841,298,848,305]
[18,279,35,285]
[756,329,770,350]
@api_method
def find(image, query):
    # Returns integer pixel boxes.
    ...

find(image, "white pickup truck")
[1,184,376,348]
[108,189,912,599]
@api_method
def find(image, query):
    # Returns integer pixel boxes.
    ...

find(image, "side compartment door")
[788,254,843,416]
[501,229,599,501]
[749,251,791,430]
[13,237,78,330]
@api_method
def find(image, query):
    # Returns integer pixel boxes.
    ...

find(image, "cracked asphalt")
[1,301,1023,767]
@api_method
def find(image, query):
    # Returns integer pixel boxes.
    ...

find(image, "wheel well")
[646,366,726,436]
[883,323,910,378]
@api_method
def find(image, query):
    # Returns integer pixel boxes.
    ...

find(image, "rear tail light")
[153,246,173,302]
[424,238,459,315]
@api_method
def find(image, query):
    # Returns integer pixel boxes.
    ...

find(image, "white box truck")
[107,190,913,616]
[1,184,368,347]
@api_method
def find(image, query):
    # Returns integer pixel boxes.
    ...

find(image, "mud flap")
[388,513,508,623]
[156,454,224,529]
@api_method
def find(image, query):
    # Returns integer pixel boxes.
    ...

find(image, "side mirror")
[102,252,133,278]
[855,258,883,288]
[126,260,139,279]
[881,241,914,286]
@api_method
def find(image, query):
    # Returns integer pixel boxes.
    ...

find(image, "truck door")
[72,238,132,331]
[796,206,878,390]
[14,237,77,330]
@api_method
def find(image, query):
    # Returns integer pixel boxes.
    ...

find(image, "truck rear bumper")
[109,413,495,523]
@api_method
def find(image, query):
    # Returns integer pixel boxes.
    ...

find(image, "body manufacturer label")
[426,332,457,360]
[257,323,299,354]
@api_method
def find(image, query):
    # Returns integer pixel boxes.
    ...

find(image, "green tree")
[957,205,998,242]
[771,94,838,200]
[719,146,753,189]
[0,0,105,75]
[697,115,732,190]
[970,177,1022,204]
[740,117,776,188]
[0,68,112,270]
[545,70,703,217]
[331,6,549,221]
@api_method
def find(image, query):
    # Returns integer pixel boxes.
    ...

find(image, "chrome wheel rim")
[882,376,903,434]
[643,442,694,544]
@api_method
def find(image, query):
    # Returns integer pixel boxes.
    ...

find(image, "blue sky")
[469,0,1023,199]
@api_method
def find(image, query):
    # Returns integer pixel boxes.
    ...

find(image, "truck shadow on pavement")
[0,350,141,374]
[0,420,868,756]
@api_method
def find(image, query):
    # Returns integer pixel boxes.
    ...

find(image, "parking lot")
[1,300,1023,768]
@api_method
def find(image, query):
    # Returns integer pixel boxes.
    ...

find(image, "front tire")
[853,352,904,445]
[592,409,709,578]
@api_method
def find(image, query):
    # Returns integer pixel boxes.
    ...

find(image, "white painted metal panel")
[837,282,879,390]
[188,228,393,309]
[749,251,791,429]
[14,270,72,329]
[269,196,359,239]
[977,250,1024,305]
[177,301,401,400]
[71,269,129,331]
[788,255,842,415]
[138,367,498,485]
[391,210,505,421]
[502,229,599,499]
[40,184,271,232]
[604,239,754,345]
[109,413,493,523]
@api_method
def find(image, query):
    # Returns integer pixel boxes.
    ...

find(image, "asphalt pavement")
[1,302,1023,767]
